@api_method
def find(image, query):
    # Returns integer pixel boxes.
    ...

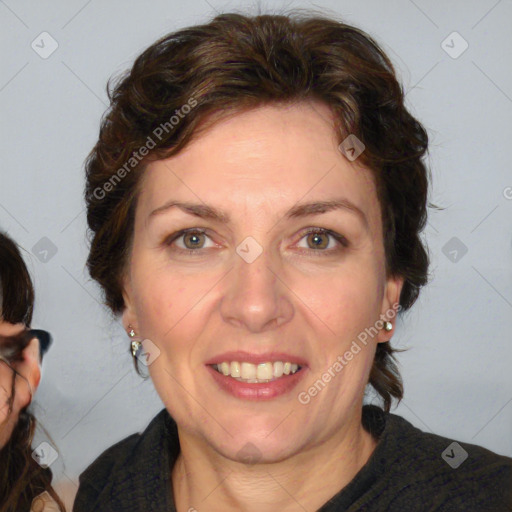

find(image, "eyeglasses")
[0,329,52,363]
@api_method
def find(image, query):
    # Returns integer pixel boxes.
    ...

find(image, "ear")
[376,274,404,344]
[121,273,138,334]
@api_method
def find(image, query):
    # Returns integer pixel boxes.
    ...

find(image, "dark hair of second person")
[0,232,64,512]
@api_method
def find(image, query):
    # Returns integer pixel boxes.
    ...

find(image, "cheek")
[307,267,381,337]
[130,253,175,316]
[133,269,202,354]
[135,283,173,334]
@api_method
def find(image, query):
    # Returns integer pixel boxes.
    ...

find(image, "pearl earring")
[384,321,393,332]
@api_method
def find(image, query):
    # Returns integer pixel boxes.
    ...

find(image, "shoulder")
[73,409,174,512]
[382,410,512,510]
[74,431,140,495]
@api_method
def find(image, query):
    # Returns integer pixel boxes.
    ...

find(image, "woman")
[74,11,511,511]
[0,232,64,512]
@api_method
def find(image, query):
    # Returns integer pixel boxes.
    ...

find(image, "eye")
[164,227,349,257]
[165,228,216,254]
[296,228,348,254]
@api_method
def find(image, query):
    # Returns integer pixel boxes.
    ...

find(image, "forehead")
[137,102,381,229]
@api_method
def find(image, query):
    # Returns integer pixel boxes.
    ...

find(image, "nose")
[220,243,294,333]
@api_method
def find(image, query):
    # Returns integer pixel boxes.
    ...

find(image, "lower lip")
[206,365,307,400]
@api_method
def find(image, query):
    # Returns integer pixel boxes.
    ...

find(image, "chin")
[199,416,305,461]
[217,434,302,465]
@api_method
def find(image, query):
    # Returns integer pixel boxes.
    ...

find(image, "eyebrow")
[149,198,368,229]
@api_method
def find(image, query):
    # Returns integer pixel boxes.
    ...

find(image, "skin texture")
[0,320,40,449]
[122,101,403,512]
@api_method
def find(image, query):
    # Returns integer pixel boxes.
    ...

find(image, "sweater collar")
[109,404,395,511]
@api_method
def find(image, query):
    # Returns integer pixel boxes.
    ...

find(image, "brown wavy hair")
[85,11,431,412]
[0,233,65,512]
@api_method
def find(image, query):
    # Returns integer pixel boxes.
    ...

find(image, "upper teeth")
[214,361,301,380]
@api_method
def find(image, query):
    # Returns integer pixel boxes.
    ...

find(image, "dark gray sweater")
[73,405,512,511]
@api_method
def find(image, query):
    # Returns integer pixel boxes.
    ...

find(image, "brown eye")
[182,231,206,249]
[296,228,348,255]
[164,228,215,255]
[306,231,329,250]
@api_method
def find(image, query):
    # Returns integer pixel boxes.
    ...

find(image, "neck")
[171,408,377,512]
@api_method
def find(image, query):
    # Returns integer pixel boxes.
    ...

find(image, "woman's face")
[123,101,402,462]
[0,320,39,448]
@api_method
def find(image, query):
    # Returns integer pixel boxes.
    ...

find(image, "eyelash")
[164,227,349,257]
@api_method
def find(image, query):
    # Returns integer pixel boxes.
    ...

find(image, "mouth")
[210,360,303,383]
[205,351,309,400]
